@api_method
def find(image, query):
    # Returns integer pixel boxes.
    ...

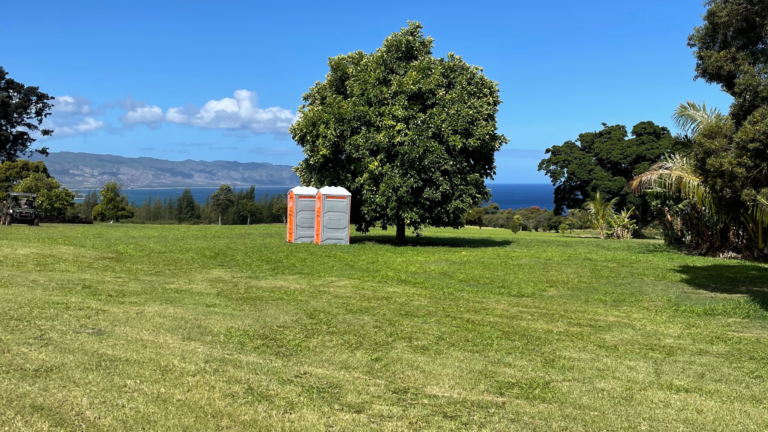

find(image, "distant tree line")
[69,184,288,225]
[464,200,650,239]
[464,204,594,234]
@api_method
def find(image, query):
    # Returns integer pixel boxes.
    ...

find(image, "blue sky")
[1,0,732,183]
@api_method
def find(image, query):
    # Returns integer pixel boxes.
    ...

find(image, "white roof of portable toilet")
[290,186,319,195]
[318,186,351,196]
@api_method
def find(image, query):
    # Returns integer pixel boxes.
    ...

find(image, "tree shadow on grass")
[675,264,768,311]
[351,235,513,248]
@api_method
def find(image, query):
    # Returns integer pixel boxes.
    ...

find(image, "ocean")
[77,184,556,211]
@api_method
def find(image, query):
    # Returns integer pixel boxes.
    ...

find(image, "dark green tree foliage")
[92,181,134,222]
[688,0,768,127]
[133,195,153,221]
[290,22,508,242]
[126,186,288,225]
[508,215,523,234]
[238,200,261,226]
[211,185,235,225]
[673,1,768,254]
[463,204,582,233]
[686,0,768,208]
[0,67,54,162]
[227,187,258,225]
[69,190,99,219]
[272,199,287,224]
[176,188,199,223]
[165,197,176,221]
[0,159,49,200]
[538,121,677,222]
[152,198,164,221]
[13,172,74,219]
[518,207,550,232]
[465,207,487,230]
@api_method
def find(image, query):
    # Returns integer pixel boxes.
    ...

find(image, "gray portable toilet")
[286,186,318,243]
[314,186,352,245]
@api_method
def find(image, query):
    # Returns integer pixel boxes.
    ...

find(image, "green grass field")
[1,224,767,431]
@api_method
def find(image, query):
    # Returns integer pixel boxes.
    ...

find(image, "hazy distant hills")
[30,152,301,189]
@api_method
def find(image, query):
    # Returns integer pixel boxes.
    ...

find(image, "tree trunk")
[396,221,406,243]
[247,215,250,226]
[218,214,221,226]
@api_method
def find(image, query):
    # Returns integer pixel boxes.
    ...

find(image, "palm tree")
[583,192,619,239]
[611,207,636,240]
[630,101,724,232]
[672,100,729,138]
[749,190,768,253]
[629,154,712,211]
[631,154,768,254]
[630,100,768,255]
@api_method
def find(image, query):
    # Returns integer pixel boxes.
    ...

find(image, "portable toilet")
[286,186,318,243]
[314,186,352,245]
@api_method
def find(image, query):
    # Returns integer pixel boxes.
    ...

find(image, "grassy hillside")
[1,224,767,431]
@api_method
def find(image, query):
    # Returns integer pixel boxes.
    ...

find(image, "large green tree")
[628,1,768,256]
[0,159,50,200]
[210,184,235,226]
[13,172,75,219]
[176,188,199,223]
[238,200,261,226]
[538,121,677,223]
[688,0,768,127]
[92,181,134,223]
[290,22,508,242]
[687,0,768,212]
[0,67,54,162]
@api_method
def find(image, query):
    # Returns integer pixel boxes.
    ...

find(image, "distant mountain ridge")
[30,152,301,189]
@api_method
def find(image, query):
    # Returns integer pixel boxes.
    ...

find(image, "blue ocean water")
[77,184,556,211]
[485,183,556,210]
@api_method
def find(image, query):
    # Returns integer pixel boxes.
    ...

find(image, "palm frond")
[751,189,768,228]
[672,100,727,137]
[629,154,713,211]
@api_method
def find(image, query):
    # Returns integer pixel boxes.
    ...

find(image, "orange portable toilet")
[314,186,352,245]
[286,186,318,243]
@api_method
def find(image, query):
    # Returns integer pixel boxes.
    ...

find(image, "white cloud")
[118,95,164,129]
[166,90,296,135]
[39,89,296,139]
[53,95,92,115]
[51,117,106,136]
[42,95,106,138]
[120,105,164,126]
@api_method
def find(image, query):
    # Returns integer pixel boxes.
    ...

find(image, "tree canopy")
[627,0,768,256]
[239,200,261,226]
[686,0,768,214]
[688,0,768,126]
[92,181,134,222]
[290,21,508,241]
[175,188,199,223]
[13,172,75,219]
[0,67,54,162]
[538,121,677,221]
[0,159,50,200]
[211,185,235,225]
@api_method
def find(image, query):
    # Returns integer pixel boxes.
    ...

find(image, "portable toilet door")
[287,186,318,243]
[314,186,352,245]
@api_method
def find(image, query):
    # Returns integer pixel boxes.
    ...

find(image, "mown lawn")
[0,224,767,431]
